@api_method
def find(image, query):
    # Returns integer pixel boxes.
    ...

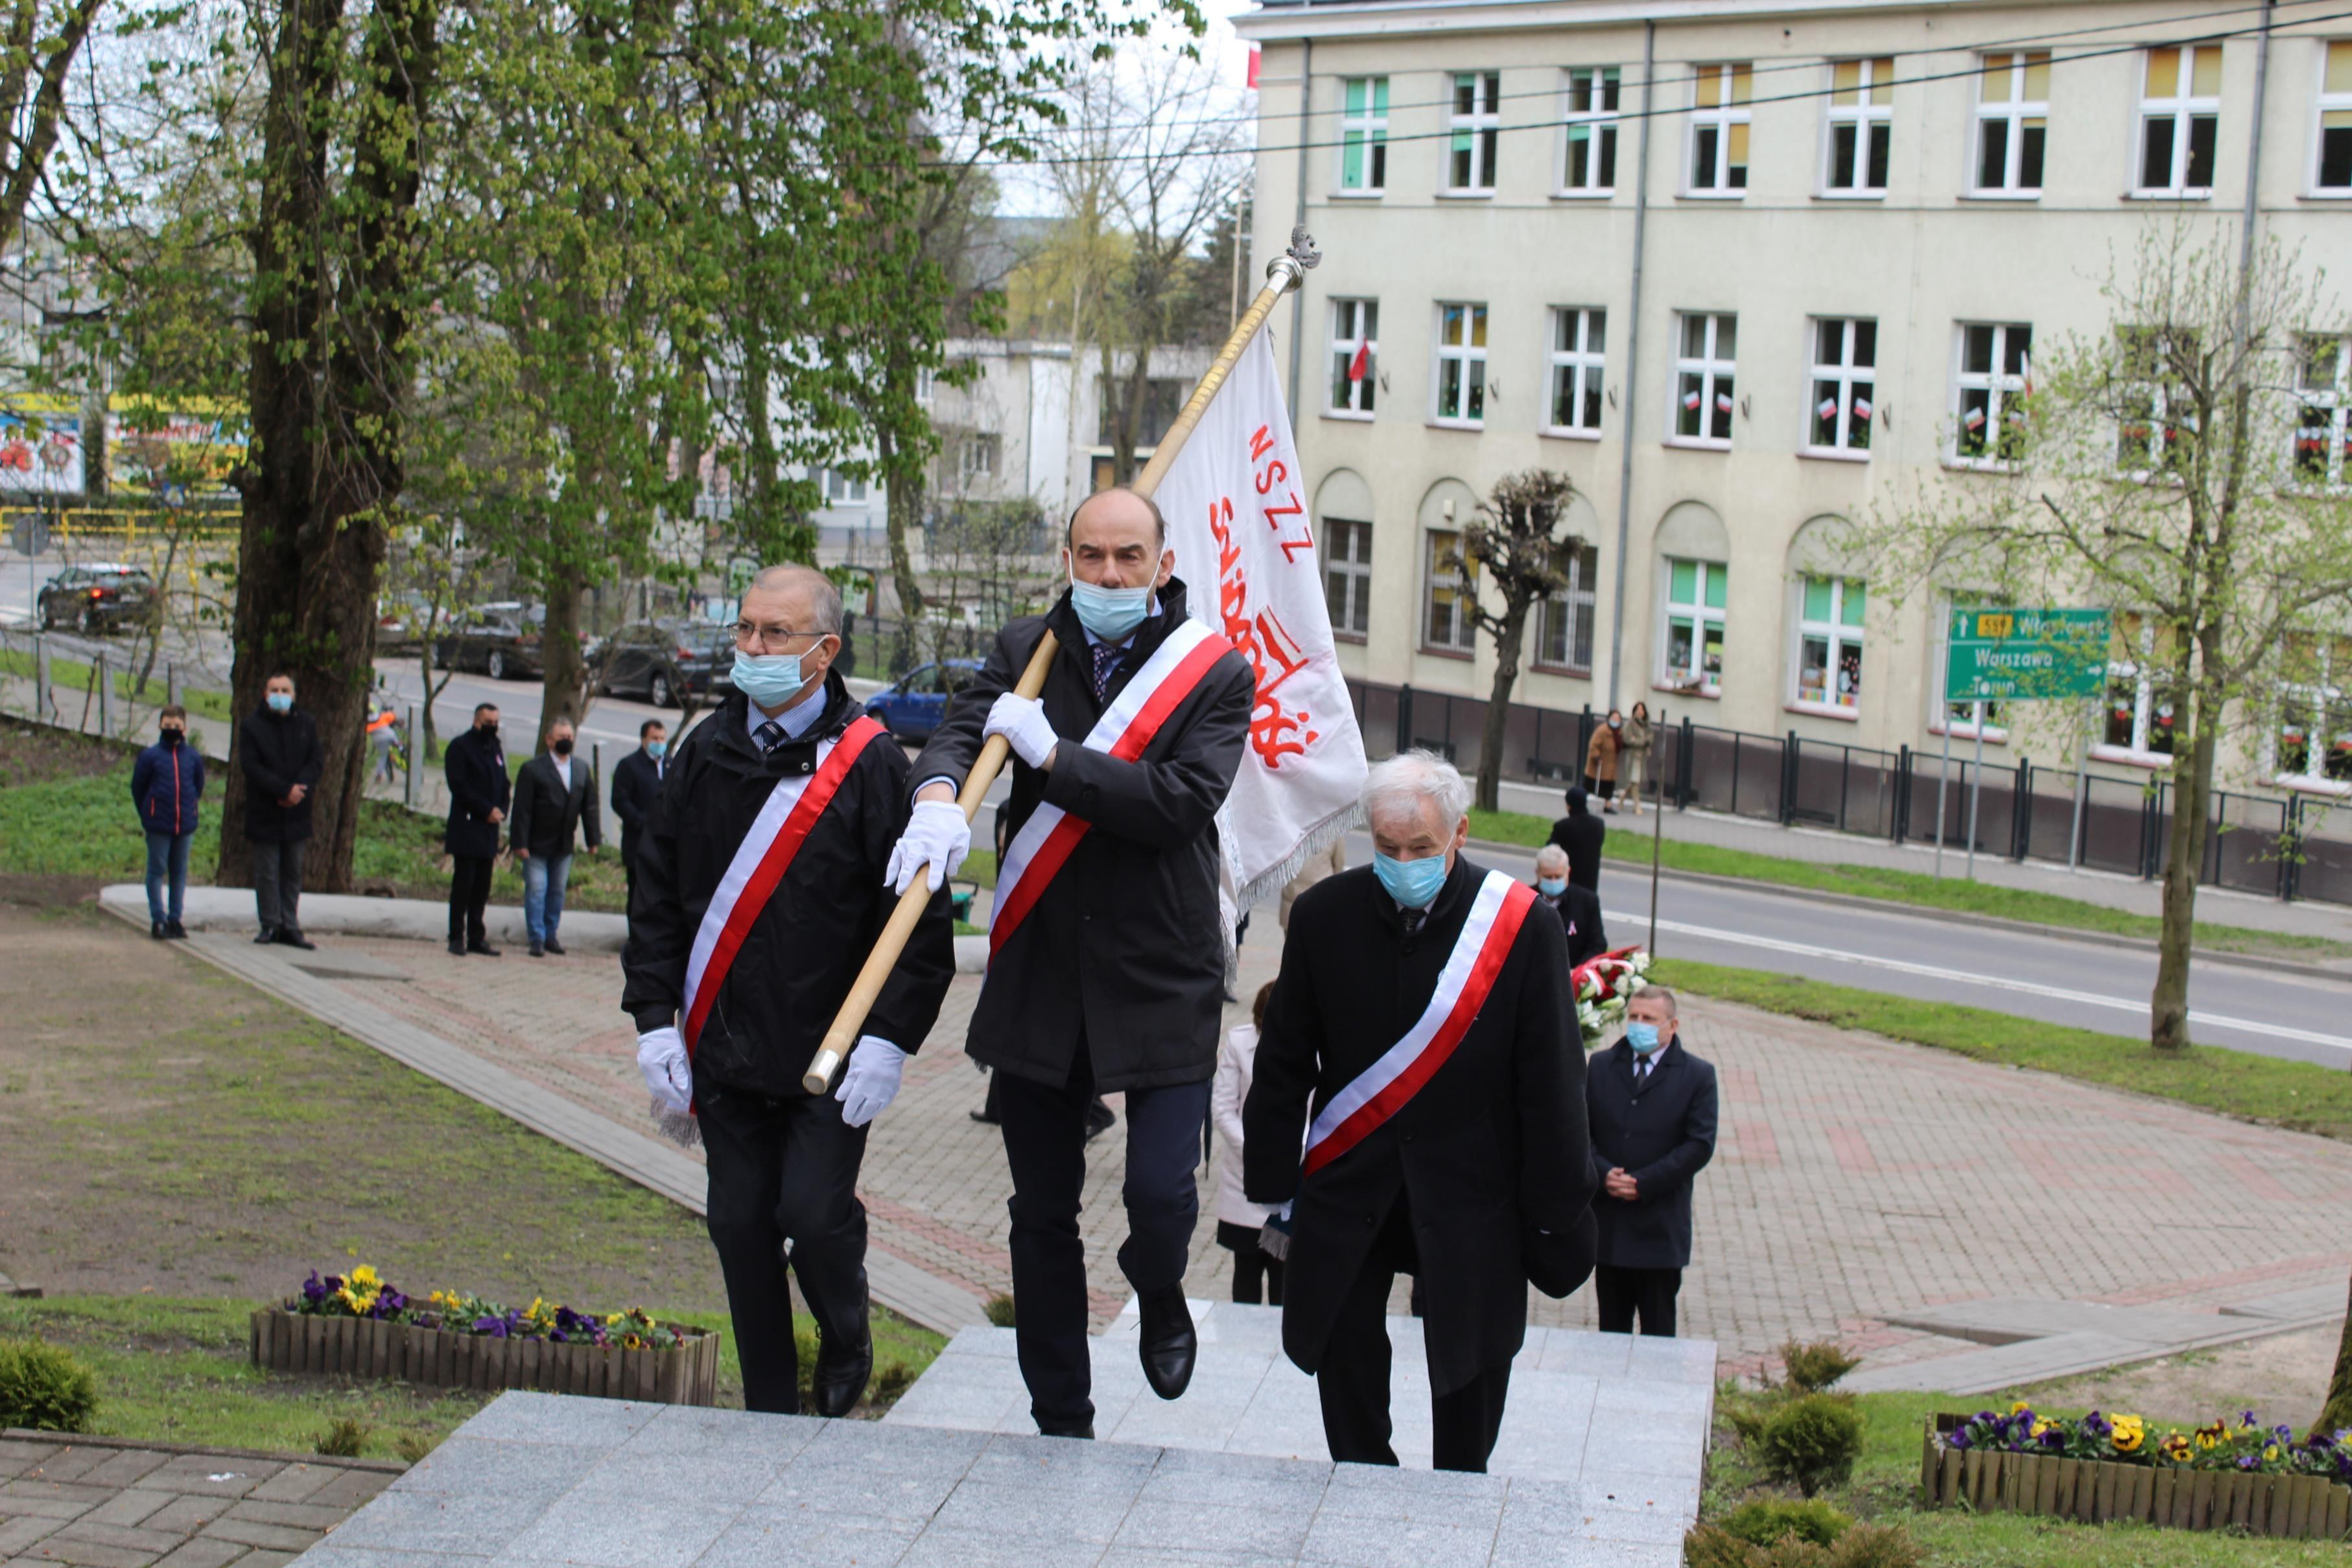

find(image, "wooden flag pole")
[801,228,1323,1095]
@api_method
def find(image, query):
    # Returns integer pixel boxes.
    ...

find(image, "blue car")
[864,659,985,743]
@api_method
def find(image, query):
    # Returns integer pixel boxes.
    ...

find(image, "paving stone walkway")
[0,1433,395,1568]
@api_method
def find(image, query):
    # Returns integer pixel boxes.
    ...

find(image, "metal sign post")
[1933,719,1953,878]
[406,703,423,810]
[1647,707,1667,955]
[1964,701,1986,880]
[2069,694,2095,869]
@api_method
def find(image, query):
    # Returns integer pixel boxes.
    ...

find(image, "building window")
[1423,529,1476,652]
[1662,559,1726,693]
[1328,299,1378,416]
[1973,52,2048,194]
[2318,43,2352,191]
[1561,67,1620,193]
[1547,308,1606,434]
[1951,322,2032,466]
[1795,575,1865,712]
[1323,519,1373,639]
[821,468,867,504]
[1536,542,1600,671]
[1822,57,1894,195]
[1673,312,1737,445]
[2295,333,2352,486]
[1098,377,1186,445]
[2104,614,2178,757]
[1448,72,1501,193]
[1688,64,1752,193]
[2115,327,2197,474]
[1340,76,1389,193]
[2276,633,2352,784]
[915,367,935,404]
[2137,45,2221,195]
[1433,303,1489,425]
[960,434,998,478]
[1807,318,1877,454]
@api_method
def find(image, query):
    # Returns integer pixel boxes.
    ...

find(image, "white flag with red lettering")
[1157,326,1369,911]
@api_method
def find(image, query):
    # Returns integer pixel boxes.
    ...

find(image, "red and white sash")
[1302,869,1536,1176]
[681,714,886,1051]
[989,618,1230,958]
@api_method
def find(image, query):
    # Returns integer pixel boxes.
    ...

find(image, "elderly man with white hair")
[1244,749,1595,1473]
[1532,842,1607,967]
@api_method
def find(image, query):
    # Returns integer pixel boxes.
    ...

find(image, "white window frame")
[1558,67,1620,196]
[1446,71,1501,194]
[2115,327,2198,476]
[1971,51,2049,196]
[1422,528,1477,653]
[1535,541,1600,672]
[960,433,998,478]
[1792,574,1866,717]
[1671,311,1737,449]
[1328,299,1378,419]
[2272,634,2352,792]
[1660,557,1727,694]
[2093,616,2180,764]
[2135,44,2222,198]
[1949,322,2032,469]
[914,366,935,404]
[2294,331,2352,489]
[1686,63,1752,196]
[1323,518,1373,640]
[2314,42,2352,195]
[821,467,867,504]
[1338,76,1389,195]
[1820,57,1894,197]
[1545,307,1606,438]
[1431,302,1489,427]
[1805,318,1877,458]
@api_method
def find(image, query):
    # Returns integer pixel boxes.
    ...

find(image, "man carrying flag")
[888,486,1255,1439]
[623,564,954,1418]
[1246,750,1592,1473]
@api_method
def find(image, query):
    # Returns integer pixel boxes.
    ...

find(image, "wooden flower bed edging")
[249,1307,719,1406]
[1921,1416,2352,1540]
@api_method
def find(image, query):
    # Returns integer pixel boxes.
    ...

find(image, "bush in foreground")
[1686,1521,1920,1568]
[1717,1496,1853,1548]
[1752,1393,1866,1498]
[0,1339,98,1432]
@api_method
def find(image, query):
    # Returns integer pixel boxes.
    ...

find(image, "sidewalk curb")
[0,1427,408,1473]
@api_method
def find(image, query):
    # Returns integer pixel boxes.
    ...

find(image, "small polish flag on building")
[1715,393,1734,413]
[1853,397,1874,420]
[1817,397,1839,420]
[1683,390,1702,410]
[1348,341,1371,381]
[1964,407,1988,428]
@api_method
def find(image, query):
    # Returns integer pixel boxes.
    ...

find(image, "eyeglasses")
[733,622,829,651]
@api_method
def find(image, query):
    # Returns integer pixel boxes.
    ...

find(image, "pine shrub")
[1752,1393,1865,1498]
[0,1339,97,1433]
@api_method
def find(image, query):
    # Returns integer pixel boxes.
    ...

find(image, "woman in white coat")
[1213,979,1285,1305]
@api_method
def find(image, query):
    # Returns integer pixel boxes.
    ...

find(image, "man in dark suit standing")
[1532,843,1606,966]
[508,715,601,957]
[239,672,323,949]
[1586,986,1718,1337]
[443,703,510,957]
[611,718,668,915]
[1546,784,1605,893]
[1247,751,1592,1474]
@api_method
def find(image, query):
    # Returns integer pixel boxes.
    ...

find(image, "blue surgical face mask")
[732,646,817,710]
[266,692,292,714]
[1068,574,1152,642]
[646,739,666,759]
[1625,1020,1663,1055]
[1374,851,1448,910]
[1537,876,1568,897]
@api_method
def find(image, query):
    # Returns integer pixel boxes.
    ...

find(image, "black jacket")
[1547,811,1605,893]
[238,706,323,843]
[1586,1036,1718,1269]
[611,748,666,867]
[1535,881,1607,967]
[622,675,955,1098]
[1244,857,1593,1396]
[510,750,602,860]
[910,580,1254,1094]
[443,726,511,860]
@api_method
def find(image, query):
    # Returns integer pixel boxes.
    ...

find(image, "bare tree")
[1461,470,1583,812]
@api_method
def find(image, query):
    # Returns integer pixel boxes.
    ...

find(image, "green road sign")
[1944,607,2111,702]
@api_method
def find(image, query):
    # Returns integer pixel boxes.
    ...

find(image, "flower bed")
[1573,946,1651,1048]
[249,1268,719,1406]
[1922,1406,2352,1540]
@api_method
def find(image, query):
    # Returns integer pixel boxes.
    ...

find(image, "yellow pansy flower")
[2111,1415,2145,1453]
[351,1265,380,1288]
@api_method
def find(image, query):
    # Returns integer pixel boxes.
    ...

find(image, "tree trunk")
[537,557,589,744]
[881,423,926,677]
[2318,1273,2352,1437]
[1475,600,1531,812]
[2149,659,2222,1051]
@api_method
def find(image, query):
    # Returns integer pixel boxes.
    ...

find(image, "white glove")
[637,1027,691,1114]
[834,1036,907,1127]
[884,799,970,895]
[983,692,1061,771]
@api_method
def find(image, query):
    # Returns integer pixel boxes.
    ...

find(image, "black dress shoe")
[528,941,545,957]
[253,928,276,944]
[467,939,500,957]
[151,920,166,940]
[276,930,317,951]
[543,936,566,955]
[164,920,187,939]
[810,1335,873,1418]
[449,937,467,956]
[1036,1419,1095,1440]
[1136,1286,1196,1400]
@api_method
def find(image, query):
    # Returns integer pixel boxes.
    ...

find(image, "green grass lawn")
[0,644,236,723]
[1464,804,2348,961]
[1654,957,2352,1143]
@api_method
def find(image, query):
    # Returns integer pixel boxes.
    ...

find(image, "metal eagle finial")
[1267,226,1321,290]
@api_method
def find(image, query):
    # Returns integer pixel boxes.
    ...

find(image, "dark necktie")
[1402,907,1426,937]
[753,720,784,753]
[1091,642,1124,702]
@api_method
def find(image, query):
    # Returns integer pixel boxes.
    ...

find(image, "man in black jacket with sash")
[890,486,1254,1440]
[1247,750,1593,1473]
[443,703,510,956]
[623,565,954,1417]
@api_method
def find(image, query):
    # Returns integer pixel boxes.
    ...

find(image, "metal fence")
[1343,676,2352,907]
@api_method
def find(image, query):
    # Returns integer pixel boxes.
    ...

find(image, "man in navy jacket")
[131,704,204,939]
[1586,986,1717,1336]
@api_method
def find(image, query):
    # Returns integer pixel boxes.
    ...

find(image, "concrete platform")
[294,1392,1693,1568]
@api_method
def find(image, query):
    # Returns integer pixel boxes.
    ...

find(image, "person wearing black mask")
[132,704,205,939]
[443,703,510,956]
[509,716,600,957]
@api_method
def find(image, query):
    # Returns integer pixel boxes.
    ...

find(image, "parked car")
[595,618,735,708]
[37,564,155,633]
[435,602,550,681]
[376,591,447,656]
[864,659,984,743]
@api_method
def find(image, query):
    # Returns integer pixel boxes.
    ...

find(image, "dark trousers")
[448,854,495,942]
[1233,1250,1284,1306]
[1318,1195,1512,1473]
[1594,1263,1682,1337]
[698,1082,872,1415]
[250,837,306,933]
[995,1044,1209,1430]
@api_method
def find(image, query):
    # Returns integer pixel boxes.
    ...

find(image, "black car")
[435,602,549,681]
[38,564,156,633]
[595,618,735,708]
